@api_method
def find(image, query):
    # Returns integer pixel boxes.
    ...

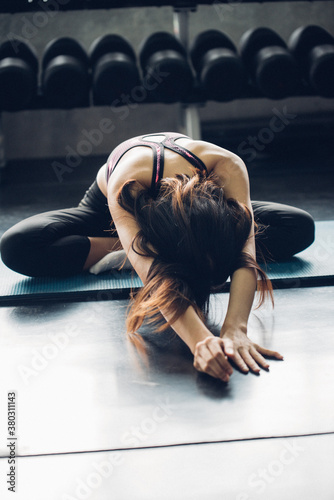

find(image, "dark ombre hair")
[117,170,273,333]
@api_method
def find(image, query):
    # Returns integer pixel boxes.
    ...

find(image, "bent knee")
[0,227,40,276]
[294,210,315,253]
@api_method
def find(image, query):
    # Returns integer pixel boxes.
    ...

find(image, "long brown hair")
[117,170,273,333]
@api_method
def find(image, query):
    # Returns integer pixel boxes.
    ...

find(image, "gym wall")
[0,1,333,161]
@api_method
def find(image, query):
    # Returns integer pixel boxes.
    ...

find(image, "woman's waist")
[79,177,108,211]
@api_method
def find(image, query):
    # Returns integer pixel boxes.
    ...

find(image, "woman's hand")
[193,336,234,382]
[193,330,284,381]
[221,327,284,374]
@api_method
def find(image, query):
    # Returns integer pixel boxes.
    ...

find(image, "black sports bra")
[106,132,208,191]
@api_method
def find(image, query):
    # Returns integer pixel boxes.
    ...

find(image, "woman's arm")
[214,156,284,372]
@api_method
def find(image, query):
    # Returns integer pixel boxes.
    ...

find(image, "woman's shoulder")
[184,139,245,173]
[107,149,153,195]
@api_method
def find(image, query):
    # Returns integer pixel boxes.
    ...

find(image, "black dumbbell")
[190,30,245,101]
[239,27,300,99]
[289,25,334,98]
[0,38,38,111]
[42,37,90,108]
[139,32,193,103]
[89,34,140,106]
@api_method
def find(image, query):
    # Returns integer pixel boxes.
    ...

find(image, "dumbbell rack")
[0,0,333,180]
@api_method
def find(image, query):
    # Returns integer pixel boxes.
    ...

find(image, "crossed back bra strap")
[162,135,208,175]
[106,135,164,190]
[106,133,208,192]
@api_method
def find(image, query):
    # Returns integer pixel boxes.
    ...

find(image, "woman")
[0,132,315,381]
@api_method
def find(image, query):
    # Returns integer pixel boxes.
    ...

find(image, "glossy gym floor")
[1,1,334,499]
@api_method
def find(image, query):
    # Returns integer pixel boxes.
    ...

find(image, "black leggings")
[0,180,315,278]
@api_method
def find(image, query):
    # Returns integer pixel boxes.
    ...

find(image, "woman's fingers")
[194,337,233,381]
[227,349,250,373]
[194,336,284,380]
[223,338,272,373]
[195,351,230,381]
[221,337,252,373]
[239,348,261,373]
[208,340,234,381]
[221,337,235,358]
[255,345,284,360]
[249,347,270,370]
